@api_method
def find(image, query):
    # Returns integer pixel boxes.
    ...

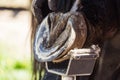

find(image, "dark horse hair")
[31,0,120,80]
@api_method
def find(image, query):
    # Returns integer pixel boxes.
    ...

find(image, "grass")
[0,42,32,80]
[0,9,32,80]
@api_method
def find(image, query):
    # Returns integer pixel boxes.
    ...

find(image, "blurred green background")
[0,0,32,80]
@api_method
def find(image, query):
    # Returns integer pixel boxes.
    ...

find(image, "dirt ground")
[0,10,31,59]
